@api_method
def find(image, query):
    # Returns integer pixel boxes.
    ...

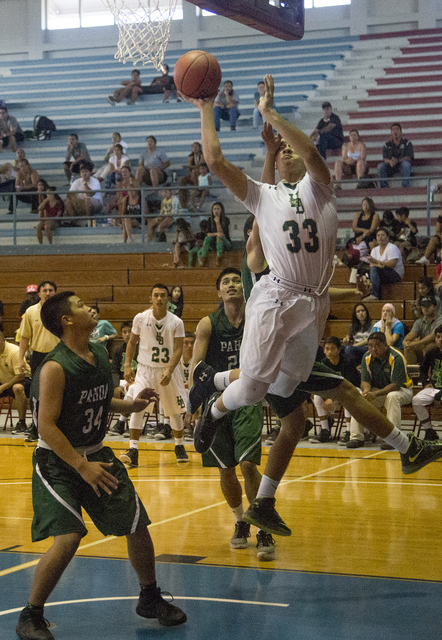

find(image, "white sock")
[383,427,409,454]
[214,371,231,390]
[257,475,280,499]
[320,418,329,431]
[231,504,244,522]
[130,439,139,450]
[422,420,432,430]
[174,437,184,445]
[211,402,228,420]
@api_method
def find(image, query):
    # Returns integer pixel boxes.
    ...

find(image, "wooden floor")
[2,435,442,639]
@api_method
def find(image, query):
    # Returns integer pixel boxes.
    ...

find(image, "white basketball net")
[103,0,178,72]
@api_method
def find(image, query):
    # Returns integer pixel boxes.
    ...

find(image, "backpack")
[33,115,56,140]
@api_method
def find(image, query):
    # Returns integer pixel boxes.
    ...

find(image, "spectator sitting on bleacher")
[253,80,278,131]
[197,201,231,267]
[334,129,367,188]
[378,123,413,189]
[310,101,343,160]
[179,142,204,209]
[94,132,129,183]
[379,209,401,241]
[416,206,442,265]
[188,220,208,268]
[141,65,177,103]
[173,218,194,268]
[310,336,361,445]
[136,135,169,192]
[394,206,419,261]
[412,277,442,318]
[108,69,142,105]
[120,171,141,244]
[168,285,184,318]
[372,303,405,350]
[189,163,212,211]
[365,228,404,301]
[36,186,64,245]
[412,324,442,441]
[0,106,24,153]
[342,302,375,366]
[403,295,442,365]
[65,164,102,224]
[108,144,130,187]
[214,81,240,132]
[361,331,413,451]
[89,305,117,351]
[351,197,380,256]
[0,329,31,435]
[147,188,174,242]
[9,158,39,214]
[0,161,15,194]
[63,133,93,183]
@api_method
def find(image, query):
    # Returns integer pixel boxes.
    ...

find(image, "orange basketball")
[173,50,222,99]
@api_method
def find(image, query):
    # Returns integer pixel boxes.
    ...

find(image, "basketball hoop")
[103,0,178,71]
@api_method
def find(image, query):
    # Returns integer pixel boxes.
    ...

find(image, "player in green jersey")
[188,268,275,561]
[16,291,186,640]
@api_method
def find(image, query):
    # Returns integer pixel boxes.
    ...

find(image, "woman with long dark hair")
[343,302,375,365]
[351,196,379,253]
[168,285,184,318]
[197,201,231,267]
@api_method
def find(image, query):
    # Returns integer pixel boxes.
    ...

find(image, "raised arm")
[260,122,281,185]
[259,75,330,185]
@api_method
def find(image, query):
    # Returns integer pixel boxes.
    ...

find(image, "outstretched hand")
[258,74,275,116]
[357,275,372,298]
[261,122,281,155]
[178,92,215,110]
[132,388,159,413]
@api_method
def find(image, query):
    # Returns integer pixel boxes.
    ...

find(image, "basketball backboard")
[185,0,304,41]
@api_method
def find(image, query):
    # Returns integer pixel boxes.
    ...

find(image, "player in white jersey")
[180,332,195,391]
[183,74,338,449]
[119,284,188,466]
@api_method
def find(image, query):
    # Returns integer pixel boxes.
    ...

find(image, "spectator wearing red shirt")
[36,186,64,245]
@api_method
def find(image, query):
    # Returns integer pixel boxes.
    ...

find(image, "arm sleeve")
[103,321,117,336]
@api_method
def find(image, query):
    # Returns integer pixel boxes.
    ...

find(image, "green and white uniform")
[31,341,150,542]
[202,307,263,468]
[242,253,343,419]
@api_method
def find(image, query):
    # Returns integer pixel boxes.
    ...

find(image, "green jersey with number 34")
[30,341,113,449]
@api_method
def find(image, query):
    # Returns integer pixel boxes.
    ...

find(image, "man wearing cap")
[361,331,413,450]
[403,295,442,364]
[310,101,344,160]
[19,285,39,318]
[0,330,31,435]
[18,280,59,441]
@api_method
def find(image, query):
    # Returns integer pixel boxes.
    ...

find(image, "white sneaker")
[416,256,430,265]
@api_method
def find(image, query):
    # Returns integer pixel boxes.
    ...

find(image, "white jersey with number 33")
[242,173,338,293]
[132,309,185,368]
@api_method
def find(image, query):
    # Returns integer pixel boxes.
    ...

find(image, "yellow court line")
[0,449,409,579]
[0,595,289,617]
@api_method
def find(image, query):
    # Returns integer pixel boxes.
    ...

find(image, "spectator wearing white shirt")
[366,228,404,301]
[65,164,102,223]
[94,132,129,183]
[135,135,169,190]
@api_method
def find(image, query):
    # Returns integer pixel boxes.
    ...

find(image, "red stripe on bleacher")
[367,86,442,95]
[348,107,442,119]
[358,97,442,108]
[376,74,442,85]
[384,64,442,74]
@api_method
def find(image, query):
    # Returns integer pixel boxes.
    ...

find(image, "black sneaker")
[155,424,172,440]
[338,430,350,446]
[183,427,194,441]
[193,392,224,454]
[256,530,276,561]
[136,586,187,626]
[401,433,442,475]
[188,361,216,414]
[309,428,330,444]
[265,427,280,445]
[346,438,364,449]
[16,606,54,640]
[119,448,138,467]
[175,444,188,463]
[424,427,439,441]
[230,521,250,549]
[244,497,292,536]
[24,423,38,442]
[12,419,27,435]
[108,420,126,436]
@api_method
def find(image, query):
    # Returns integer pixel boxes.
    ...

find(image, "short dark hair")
[185,331,196,339]
[132,69,140,76]
[368,331,387,345]
[114,144,123,152]
[224,80,233,85]
[396,206,409,218]
[113,132,122,139]
[163,64,169,72]
[38,280,57,293]
[216,267,241,290]
[40,291,75,339]
[324,336,341,350]
[377,228,389,239]
[322,101,332,108]
[435,325,442,335]
[146,135,157,144]
[69,133,79,140]
[391,123,402,131]
[243,214,255,243]
[151,283,169,295]
[257,81,265,86]
[121,321,132,331]
[90,304,100,313]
